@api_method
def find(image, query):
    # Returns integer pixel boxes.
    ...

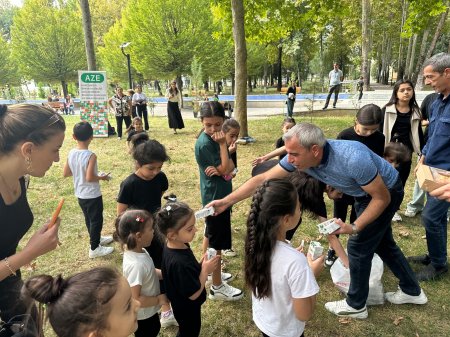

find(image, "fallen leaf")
[421,235,426,239]
[24,262,37,271]
[316,234,324,241]
[399,230,410,237]
[338,317,352,324]
[393,316,404,326]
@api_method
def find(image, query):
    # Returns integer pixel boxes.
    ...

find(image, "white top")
[123,249,161,320]
[67,149,101,199]
[329,69,343,86]
[165,88,181,104]
[132,92,147,105]
[252,241,319,337]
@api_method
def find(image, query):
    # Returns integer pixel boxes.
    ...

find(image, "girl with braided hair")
[245,179,323,337]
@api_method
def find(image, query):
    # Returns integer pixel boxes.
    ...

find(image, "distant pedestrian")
[108,87,132,140]
[286,81,296,117]
[132,85,149,131]
[322,63,344,110]
[357,76,364,101]
[166,81,185,134]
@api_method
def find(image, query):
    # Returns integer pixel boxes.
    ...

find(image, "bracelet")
[350,223,359,236]
[3,257,17,276]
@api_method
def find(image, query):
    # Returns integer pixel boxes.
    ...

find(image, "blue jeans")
[422,194,449,268]
[286,99,295,117]
[406,179,426,213]
[346,179,420,309]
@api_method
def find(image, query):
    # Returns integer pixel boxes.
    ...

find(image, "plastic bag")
[330,252,384,306]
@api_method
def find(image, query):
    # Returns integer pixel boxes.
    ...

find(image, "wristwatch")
[350,223,359,236]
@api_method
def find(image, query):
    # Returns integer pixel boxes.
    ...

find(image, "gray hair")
[283,123,326,149]
[423,52,450,73]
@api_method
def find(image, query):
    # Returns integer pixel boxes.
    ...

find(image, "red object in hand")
[48,198,65,228]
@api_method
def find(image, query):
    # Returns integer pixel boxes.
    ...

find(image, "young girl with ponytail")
[245,179,323,337]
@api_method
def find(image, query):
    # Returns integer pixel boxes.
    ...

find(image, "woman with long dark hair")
[165,81,185,134]
[381,79,424,222]
[0,104,65,335]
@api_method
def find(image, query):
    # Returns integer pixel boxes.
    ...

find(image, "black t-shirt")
[275,137,286,160]
[391,110,414,152]
[0,177,33,260]
[337,127,385,157]
[126,129,146,142]
[230,151,237,168]
[117,172,168,213]
[162,245,206,311]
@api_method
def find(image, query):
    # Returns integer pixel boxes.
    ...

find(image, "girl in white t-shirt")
[245,179,323,337]
[114,209,168,337]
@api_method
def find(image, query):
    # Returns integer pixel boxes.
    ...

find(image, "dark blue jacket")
[422,93,450,170]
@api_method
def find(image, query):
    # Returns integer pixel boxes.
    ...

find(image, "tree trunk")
[176,75,183,108]
[231,0,248,136]
[404,35,413,79]
[263,63,267,94]
[361,0,371,90]
[61,80,68,101]
[406,34,418,79]
[416,6,449,90]
[396,0,408,80]
[276,44,282,91]
[412,28,430,86]
[79,0,96,71]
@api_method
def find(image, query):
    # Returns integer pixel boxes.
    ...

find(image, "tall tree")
[79,0,96,70]
[11,0,86,97]
[231,0,248,137]
[361,0,370,90]
[0,36,19,86]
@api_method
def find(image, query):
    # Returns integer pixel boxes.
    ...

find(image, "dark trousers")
[333,193,357,224]
[422,194,450,268]
[358,90,363,101]
[173,304,201,337]
[136,104,149,130]
[135,313,160,337]
[396,159,412,188]
[286,99,295,117]
[115,115,131,138]
[323,84,341,108]
[78,196,103,250]
[262,332,304,337]
[346,178,420,309]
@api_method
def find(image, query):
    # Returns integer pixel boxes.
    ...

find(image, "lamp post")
[120,42,132,89]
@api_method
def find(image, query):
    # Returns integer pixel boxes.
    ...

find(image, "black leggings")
[135,313,160,337]
[115,115,131,138]
[136,104,149,130]
[173,304,201,337]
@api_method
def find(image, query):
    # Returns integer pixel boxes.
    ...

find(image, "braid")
[244,179,298,299]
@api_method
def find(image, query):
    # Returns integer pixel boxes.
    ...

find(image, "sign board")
[78,71,109,137]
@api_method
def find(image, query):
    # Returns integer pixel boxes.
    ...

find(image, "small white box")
[207,248,217,260]
[195,206,215,220]
[308,241,323,261]
[317,219,340,235]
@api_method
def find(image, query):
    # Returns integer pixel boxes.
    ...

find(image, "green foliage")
[403,0,448,35]
[0,0,17,40]
[190,56,203,91]
[120,0,221,80]
[0,35,19,86]
[10,0,86,85]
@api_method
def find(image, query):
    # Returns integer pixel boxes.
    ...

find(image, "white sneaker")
[209,283,243,301]
[392,212,402,222]
[207,272,234,285]
[404,209,419,218]
[223,248,237,257]
[385,288,428,305]
[100,235,113,245]
[89,245,114,258]
[324,299,368,319]
[160,310,178,328]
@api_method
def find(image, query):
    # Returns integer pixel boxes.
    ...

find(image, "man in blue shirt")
[411,53,450,281]
[210,122,427,319]
[322,63,343,110]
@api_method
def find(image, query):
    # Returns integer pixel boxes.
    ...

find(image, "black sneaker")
[322,107,327,110]
[325,249,338,267]
[407,254,431,266]
[416,264,448,282]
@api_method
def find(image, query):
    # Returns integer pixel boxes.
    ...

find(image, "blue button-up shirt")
[422,93,450,170]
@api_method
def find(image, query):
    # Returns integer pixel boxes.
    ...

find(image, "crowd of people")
[0,53,449,337]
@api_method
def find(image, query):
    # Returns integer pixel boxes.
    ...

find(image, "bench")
[280,87,301,94]
[45,101,64,112]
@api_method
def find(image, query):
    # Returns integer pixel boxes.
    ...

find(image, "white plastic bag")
[330,252,384,306]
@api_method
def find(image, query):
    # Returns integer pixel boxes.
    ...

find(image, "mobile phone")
[48,198,65,228]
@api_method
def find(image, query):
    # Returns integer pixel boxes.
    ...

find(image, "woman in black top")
[0,104,65,334]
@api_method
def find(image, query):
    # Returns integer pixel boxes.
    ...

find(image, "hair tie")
[165,205,172,215]
[136,216,144,223]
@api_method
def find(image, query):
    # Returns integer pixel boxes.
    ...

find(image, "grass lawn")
[23,113,449,337]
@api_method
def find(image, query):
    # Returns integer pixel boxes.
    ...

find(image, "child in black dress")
[117,139,177,328]
[155,202,220,337]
